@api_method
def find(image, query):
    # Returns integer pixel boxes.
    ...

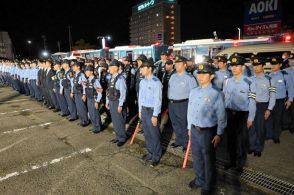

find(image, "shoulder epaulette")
[243,77,252,86]
[281,70,288,75]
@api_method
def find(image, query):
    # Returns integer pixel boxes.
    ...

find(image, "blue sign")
[244,0,282,25]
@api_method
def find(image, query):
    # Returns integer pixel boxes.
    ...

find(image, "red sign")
[244,21,281,36]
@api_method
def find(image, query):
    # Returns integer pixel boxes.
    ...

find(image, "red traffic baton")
[130,120,141,145]
[182,139,191,169]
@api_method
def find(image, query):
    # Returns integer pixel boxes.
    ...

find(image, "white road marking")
[2,122,52,135]
[0,136,31,153]
[0,148,92,182]
[0,99,29,104]
[0,109,31,115]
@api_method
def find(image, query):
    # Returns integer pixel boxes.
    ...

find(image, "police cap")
[229,53,245,66]
[109,59,120,67]
[250,55,265,65]
[197,63,215,74]
[269,56,282,65]
[174,55,187,63]
[136,54,147,61]
[215,56,227,63]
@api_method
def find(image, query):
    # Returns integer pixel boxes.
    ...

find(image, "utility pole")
[57,41,61,52]
[41,35,47,51]
[68,25,72,51]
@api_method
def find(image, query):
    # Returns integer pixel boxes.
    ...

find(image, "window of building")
[166,15,169,19]
[156,13,159,16]
[171,10,174,14]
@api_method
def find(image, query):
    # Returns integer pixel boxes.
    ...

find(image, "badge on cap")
[232,58,237,63]
[254,59,259,63]
[272,58,276,62]
[198,64,204,70]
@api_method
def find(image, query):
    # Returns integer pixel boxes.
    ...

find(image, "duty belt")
[142,106,153,110]
[169,99,188,103]
[192,124,216,131]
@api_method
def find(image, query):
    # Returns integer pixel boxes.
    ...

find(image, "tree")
[73,39,96,50]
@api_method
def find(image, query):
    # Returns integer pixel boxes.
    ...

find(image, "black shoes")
[189,179,201,190]
[254,151,261,157]
[117,141,126,147]
[273,139,280,144]
[53,108,60,112]
[110,139,119,144]
[149,160,160,167]
[170,142,181,148]
[182,147,187,153]
[78,123,89,127]
[68,118,77,122]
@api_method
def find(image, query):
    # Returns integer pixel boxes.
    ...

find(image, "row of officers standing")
[1,51,294,194]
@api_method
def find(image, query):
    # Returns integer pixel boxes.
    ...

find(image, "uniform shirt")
[268,70,294,102]
[285,67,294,83]
[84,75,102,103]
[168,71,198,100]
[138,75,162,117]
[106,73,127,107]
[187,84,227,135]
[60,68,73,93]
[71,70,87,93]
[223,75,256,122]
[213,69,232,90]
[251,74,276,110]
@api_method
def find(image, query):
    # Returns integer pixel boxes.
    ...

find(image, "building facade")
[130,0,181,46]
[0,32,14,59]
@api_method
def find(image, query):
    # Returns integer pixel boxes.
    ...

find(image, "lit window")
[171,11,174,14]
[156,13,159,16]
[166,16,169,19]
[171,21,174,25]
[156,24,159,27]
[171,26,174,30]
[171,5,174,9]
[170,16,175,20]
[171,32,174,35]
[171,37,174,40]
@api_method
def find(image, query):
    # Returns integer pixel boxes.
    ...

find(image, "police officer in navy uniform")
[71,61,89,127]
[223,54,256,173]
[135,54,147,97]
[161,59,175,114]
[139,59,162,167]
[84,65,103,134]
[45,59,60,112]
[122,56,136,121]
[154,51,169,81]
[249,55,276,157]
[52,61,70,117]
[60,60,78,121]
[168,55,198,152]
[267,57,294,143]
[106,59,127,147]
[213,56,232,90]
[188,63,226,195]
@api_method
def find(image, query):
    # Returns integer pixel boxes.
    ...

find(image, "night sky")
[1,0,293,58]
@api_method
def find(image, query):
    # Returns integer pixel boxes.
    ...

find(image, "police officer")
[161,59,175,114]
[154,51,169,81]
[84,65,103,133]
[223,54,256,173]
[106,59,127,146]
[168,55,198,152]
[71,61,89,127]
[135,54,147,97]
[122,56,136,121]
[267,57,294,143]
[249,55,276,157]
[281,51,292,69]
[60,60,78,121]
[45,59,59,111]
[188,63,226,195]
[213,56,232,90]
[284,58,294,133]
[52,61,70,117]
[139,59,162,167]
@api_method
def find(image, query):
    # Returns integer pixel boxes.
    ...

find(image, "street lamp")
[237,28,241,40]
[42,51,49,58]
[97,36,111,49]
[27,40,32,59]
